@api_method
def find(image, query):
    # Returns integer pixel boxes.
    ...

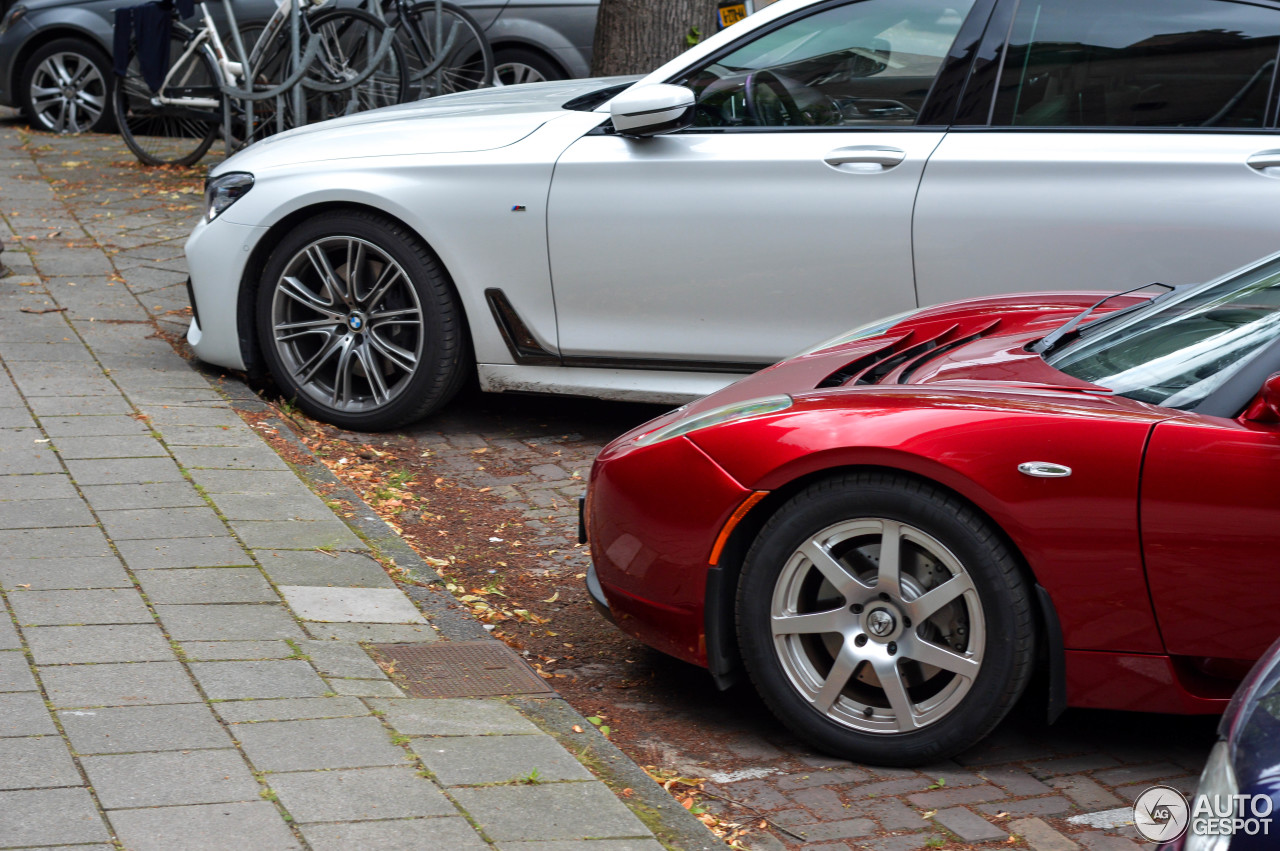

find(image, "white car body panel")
[477,364,737,403]
[184,0,1280,415]
[914,132,1280,302]
[198,83,622,375]
[548,129,943,363]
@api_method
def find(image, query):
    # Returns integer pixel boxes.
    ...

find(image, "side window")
[674,0,976,129]
[991,0,1280,128]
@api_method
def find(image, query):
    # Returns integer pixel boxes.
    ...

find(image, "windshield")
[1049,256,1280,409]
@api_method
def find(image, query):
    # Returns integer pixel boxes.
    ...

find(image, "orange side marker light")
[709,491,769,565]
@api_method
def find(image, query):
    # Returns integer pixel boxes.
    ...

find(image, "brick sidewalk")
[0,116,715,849]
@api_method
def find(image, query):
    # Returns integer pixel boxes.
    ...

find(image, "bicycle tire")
[398,1,493,97]
[303,7,410,120]
[113,29,220,167]
[248,8,409,127]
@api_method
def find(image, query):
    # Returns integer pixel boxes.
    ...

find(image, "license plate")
[717,1,748,28]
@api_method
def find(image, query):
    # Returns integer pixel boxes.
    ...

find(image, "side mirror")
[610,84,696,137]
[1243,372,1280,423]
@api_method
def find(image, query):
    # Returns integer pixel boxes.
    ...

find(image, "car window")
[991,0,1280,128]
[673,0,975,129]
[1049,256,1280,409]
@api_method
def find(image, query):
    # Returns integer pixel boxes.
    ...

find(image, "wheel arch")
[488,41,571,79]
[235,200,473,378]
[703,463,1065,720]
[11,25,111,105]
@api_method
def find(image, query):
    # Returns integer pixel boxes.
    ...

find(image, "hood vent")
[817,320,1000,389]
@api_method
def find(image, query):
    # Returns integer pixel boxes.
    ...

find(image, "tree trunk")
[590,0,720,77]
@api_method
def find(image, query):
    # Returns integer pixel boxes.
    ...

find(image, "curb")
[205,367,723,849]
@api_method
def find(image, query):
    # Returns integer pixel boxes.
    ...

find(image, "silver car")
[185,0,1280,430]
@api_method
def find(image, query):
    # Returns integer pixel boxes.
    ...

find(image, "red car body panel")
[588,291,1263,717]
[690,390,1172,654]
[1064,650,1230,713]
[1143,416,1280,661]
[590,435,751,662]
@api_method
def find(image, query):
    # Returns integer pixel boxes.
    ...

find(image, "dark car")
[0,0,598,134]
[1157,637,1280,850]
[0,0,276,133]
[459,0,598,85]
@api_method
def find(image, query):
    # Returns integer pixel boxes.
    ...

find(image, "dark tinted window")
[675,0,974,128]
[991,0,1280,128]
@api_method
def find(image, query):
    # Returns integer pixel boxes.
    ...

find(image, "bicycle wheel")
[398,1,493,97]
[300,8,409,122]
[113,30,221,167]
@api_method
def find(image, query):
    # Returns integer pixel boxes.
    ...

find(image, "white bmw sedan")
[186,0,1280,429]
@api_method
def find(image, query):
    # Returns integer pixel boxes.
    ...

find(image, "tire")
[256,210,467,430]
[494,47,564,87]
[736,472,1035,766]
[398,1,493,96]
[112,31,220,166]
[297,8,410,121]
[236,9,408,141]
[22,38,113,134]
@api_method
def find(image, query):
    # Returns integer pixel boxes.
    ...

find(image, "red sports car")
[583,252,1280,766]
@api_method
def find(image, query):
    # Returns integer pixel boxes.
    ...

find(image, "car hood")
[679,291,1153,418]
[211,76,637,174]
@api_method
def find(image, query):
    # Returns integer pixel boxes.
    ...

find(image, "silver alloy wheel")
[28,51,106,133]
[270,236,425,414]
[494,61,547,86]
[770,518,985,734]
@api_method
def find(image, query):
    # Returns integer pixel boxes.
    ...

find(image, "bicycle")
[374,0,494,97]
[113,0,409,166]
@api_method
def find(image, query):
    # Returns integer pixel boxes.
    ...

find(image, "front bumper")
[184,215,270,371]
[584,431,751,667]
[584,563,614,624]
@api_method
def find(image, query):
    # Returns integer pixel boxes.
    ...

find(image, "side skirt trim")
[484,288,772,375]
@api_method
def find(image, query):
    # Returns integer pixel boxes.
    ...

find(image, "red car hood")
[686,291,1148,417]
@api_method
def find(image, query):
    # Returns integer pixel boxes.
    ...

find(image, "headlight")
[635,395,792,447]
[794,308,922,357]
[204,172,254,221]
[0,5,27,34]
[1185,740,1238,851]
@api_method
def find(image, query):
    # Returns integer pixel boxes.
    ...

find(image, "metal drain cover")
[371,641,556,698]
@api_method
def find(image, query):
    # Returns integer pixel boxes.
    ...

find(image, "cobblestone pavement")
[0,114,716,849]
[395,394,1220,851]
[1,115,1222,851]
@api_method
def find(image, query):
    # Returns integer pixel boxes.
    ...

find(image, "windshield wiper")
[1031,282,1177,355]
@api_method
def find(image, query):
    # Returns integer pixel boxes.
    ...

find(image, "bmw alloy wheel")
[269,236,425,415]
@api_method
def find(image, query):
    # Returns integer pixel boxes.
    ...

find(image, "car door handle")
[1247,150,1280,171]
[823,147,906,169]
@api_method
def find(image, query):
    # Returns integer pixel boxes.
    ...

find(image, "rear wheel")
[113,32,220,166]
[737,473,1035,766]
[494,47,563,86]
[22,38,113,133]
[257,211,467,430]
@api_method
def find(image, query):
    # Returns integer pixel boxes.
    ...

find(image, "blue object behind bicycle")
[112,0,196,93]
